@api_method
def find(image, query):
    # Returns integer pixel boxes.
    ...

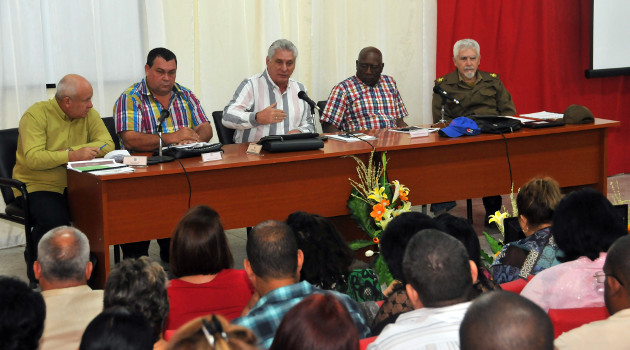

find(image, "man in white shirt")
[555,235,630,349]
[222,39,315,143]
[35,226,103,350]
[368,229,477,350]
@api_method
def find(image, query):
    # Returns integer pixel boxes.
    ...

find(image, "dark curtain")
[436,0,630,175]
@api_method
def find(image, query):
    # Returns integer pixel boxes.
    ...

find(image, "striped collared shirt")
[222,69,315,143]
[113,79,210,149]
[321,75,408,131]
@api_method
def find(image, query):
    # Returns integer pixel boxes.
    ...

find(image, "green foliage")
[373,254,393,286]
[480,249,494,270]
[483,231,504,254]
[349,240,376,250]
[347,188,378,237]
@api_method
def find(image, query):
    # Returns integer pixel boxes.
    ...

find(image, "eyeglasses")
[593,271,624,286]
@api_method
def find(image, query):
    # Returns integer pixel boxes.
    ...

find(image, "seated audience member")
[270,293,359,350]
[521,188,627,311]
[167,314,257,350]
[460,291,553,350]
[436,213,500,296]
[0,276,46,350]
[231,220,370,348]
[369,229,476,349]
[491,177,563,283]
[104,257,169,350]
[286,211,383,302]
[555,235,630,349]
[166,205,254,331]
[320,46,408,133]
[371,212,440,335]
[34,226,103,350]
[79,307,153,350]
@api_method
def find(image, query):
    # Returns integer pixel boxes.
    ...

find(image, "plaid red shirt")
[320,75,408,131]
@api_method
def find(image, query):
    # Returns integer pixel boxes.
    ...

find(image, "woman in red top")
[164,205,254,332]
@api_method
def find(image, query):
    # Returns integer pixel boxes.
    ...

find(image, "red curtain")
[436,0,630,175]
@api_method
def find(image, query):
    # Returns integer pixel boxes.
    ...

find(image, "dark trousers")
[482,195,503,215]
[120,238,171,262]
[16,190,71,281]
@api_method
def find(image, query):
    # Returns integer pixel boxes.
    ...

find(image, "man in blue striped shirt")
[232,220,370,348]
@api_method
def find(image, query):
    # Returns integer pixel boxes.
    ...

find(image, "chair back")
[549,307,609,338]
[0,128,19,205]
[317,100,327,113]
[102,116,121,150]
[499,275,534,294]
[359,336,377,350]
[212,111,235,144]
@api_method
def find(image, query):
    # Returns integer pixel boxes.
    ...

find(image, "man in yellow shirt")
[13,74,113,282]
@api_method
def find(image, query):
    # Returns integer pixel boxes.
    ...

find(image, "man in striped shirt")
[222,39,315,143]
[113,47,212,151]
[368,229,476,350]
[320,47,408,133]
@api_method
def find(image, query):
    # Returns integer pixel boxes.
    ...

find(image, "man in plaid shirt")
[320,47,408,133]
[232,220,370,348]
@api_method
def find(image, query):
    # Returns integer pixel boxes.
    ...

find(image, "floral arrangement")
[346,151,411,285]
[480,184,518,270]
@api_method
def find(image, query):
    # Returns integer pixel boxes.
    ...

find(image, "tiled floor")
[1,173,628,286]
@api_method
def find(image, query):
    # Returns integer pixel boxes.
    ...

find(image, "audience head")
[355,46,384,87]
[460,291,553,350]
[270,293,359,350]
[170,205,233,278]
[285,211,353,289]
[452,38,481,82]
[54,74,94,119]
[602,235,630,314]
[145,47,177,96]
[380,212,440,282]
[516,177,562,234]
[403,229,476,308]
[435,213,482,268]
[79,307,153,350]
[266,39,297,89]
[167,314,257,350]
[552,187,627,262]
[0,276,46,350]
[104,257,169,344]
[34,225,92,288]
[245,220,303,282]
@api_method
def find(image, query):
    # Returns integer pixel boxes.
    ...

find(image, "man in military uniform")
[431,38,516,220]
[432,38,516,124]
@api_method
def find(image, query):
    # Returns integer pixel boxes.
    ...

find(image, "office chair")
[212,111,235,145]
[0,127,37,287]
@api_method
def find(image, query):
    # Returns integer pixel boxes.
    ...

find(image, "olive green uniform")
[432,69,517,123]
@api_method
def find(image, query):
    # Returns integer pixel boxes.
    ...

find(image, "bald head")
[36,226,90,285]
[356,47,384,86]
[460,291,553,350]
[55,74,94,119]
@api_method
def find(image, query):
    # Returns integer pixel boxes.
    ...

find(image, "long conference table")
[68,118,619,288]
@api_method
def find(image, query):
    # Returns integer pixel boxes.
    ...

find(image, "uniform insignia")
[490,73,497,78]
[437,77,444,83]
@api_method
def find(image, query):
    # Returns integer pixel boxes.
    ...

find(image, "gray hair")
[38,226,90,282]
[267,39,298,60]
[453,39,481,59]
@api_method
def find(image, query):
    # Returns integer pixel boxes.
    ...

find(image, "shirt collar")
[139,78,182,97]
[354,74,383,88]
[51,98,71,122]
[457,70,482,86]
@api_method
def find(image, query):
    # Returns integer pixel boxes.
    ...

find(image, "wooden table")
[68,118,618,287]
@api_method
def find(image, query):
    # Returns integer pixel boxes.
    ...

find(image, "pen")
[99,143,107,150]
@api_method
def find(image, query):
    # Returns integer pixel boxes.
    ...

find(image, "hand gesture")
[69,147,99,162]
[256,102,286,124]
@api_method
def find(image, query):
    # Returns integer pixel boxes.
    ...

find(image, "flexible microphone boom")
[297,91,321,112]
[433,86,460,104]
[157,109,170,132]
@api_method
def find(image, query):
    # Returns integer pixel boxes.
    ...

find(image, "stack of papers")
[67,159,134,175]
[520,111,564,120]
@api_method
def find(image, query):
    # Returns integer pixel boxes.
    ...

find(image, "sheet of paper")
[328,133,377,142]
[519,111,564,120]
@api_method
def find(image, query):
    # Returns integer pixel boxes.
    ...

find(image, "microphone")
[298,91,321,112]
[433,86,460,104]
[157,109,170,133]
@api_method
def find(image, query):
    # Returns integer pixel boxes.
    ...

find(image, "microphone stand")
[148,115,175,164]
[432,97,449,127]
